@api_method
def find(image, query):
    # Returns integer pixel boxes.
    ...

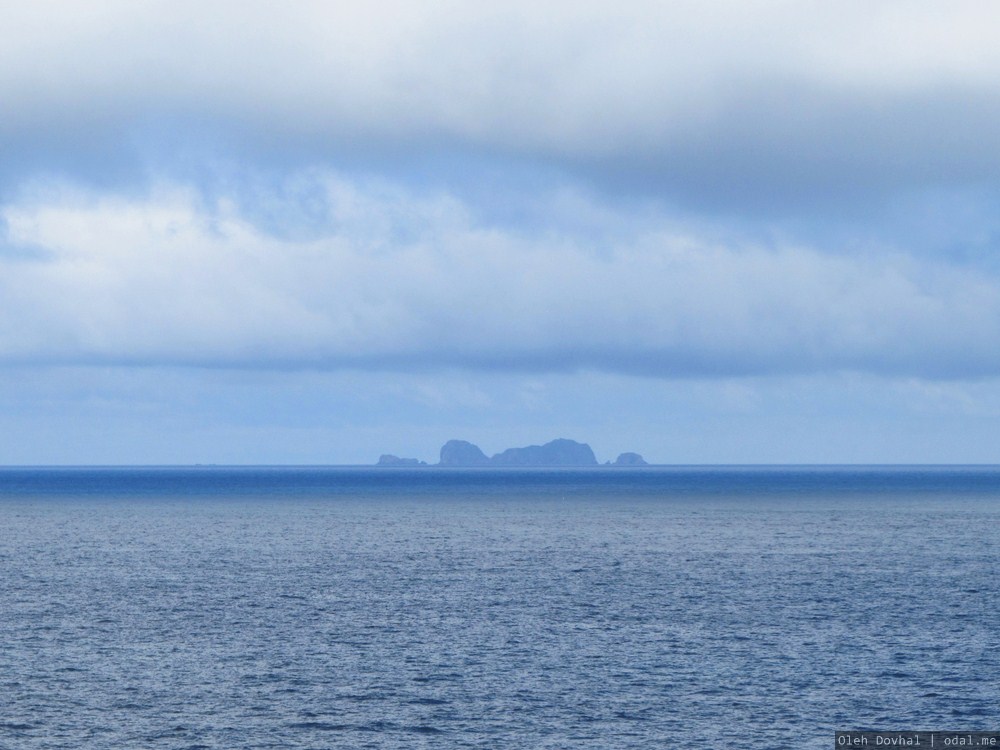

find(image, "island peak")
[490,438,597,467]
[439,439,490,466]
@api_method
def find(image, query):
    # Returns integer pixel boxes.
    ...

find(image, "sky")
[3,0,1000,464]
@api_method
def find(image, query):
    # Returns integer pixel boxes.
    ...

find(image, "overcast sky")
[3,0,1000,464]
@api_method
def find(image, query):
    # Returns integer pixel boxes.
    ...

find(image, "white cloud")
[2,173,999,377]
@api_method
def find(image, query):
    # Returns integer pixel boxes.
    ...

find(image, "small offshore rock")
[376,454,427,467]
[612,452,648,466]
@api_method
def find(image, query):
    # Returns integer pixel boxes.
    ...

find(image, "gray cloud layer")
[4,1,1000,210]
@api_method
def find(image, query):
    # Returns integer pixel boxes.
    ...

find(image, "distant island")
[377,438,648,467]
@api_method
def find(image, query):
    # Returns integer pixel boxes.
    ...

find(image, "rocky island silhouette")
[377,438,648,467]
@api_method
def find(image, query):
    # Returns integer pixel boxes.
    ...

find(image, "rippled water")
[1,467,999,749]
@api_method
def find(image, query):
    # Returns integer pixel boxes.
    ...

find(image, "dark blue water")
[1,467,999,749]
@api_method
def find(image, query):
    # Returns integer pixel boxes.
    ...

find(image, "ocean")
[1,466,998,749]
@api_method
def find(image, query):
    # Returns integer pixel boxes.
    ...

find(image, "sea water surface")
[1,466,999,749]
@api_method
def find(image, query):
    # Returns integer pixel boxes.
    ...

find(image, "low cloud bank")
[1,174,997,378]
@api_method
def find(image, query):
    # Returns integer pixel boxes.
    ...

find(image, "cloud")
[4,3,1000,382]
[2,173,999,378]
[3,1,1000,211]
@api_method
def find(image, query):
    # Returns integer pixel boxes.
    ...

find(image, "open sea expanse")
[1,466,999,749]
